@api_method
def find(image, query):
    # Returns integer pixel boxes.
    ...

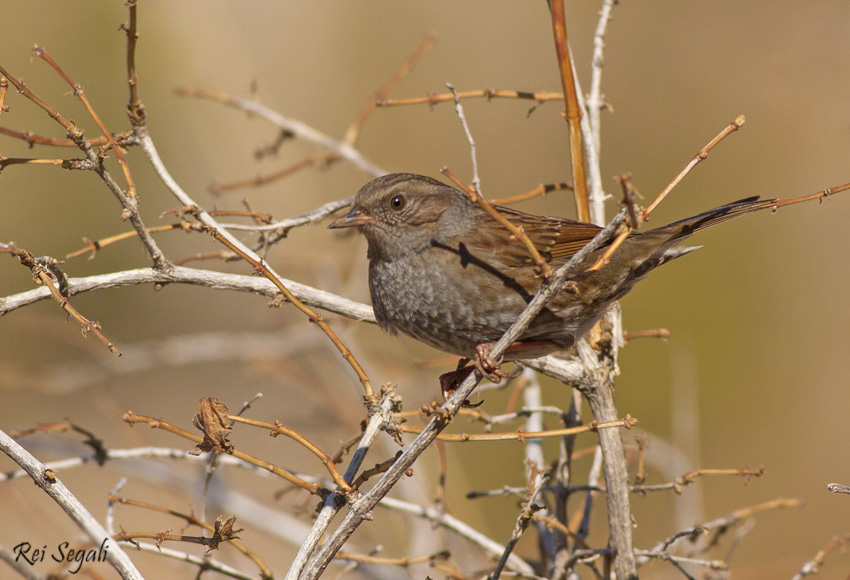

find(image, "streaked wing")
[464,204,603,267]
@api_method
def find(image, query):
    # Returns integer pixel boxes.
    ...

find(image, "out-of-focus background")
[2,2,849,578]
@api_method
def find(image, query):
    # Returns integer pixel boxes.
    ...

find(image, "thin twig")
[588,0,618,156]
[345,33,436,144]
[633,549,726,573]
[791,532,850,580]
[335,550,450,568]
[0,76,9,116]
[376,496,536,576]
[228,415,352,492]
[376,88,564,108]
[441,167,554,278]
[1,244,121,356]
[0,125,113,147]
[643,115,746,217]
[108,495,271,579]
[632,467,764,494]
[491,181,573,205]
[66,224,194,260]
[635,497,803,566]
[490,464,547,580]
[399,416,636,442]
[446,82,481,193]
[123,0,145,127]
[220,197,353,233]
[0,156,83,169]
[175,87,386,178]
[585,116,755,275]
[32,45,137,198]
[65,196,349,261]
[207,227,375,400]
[122,411,321,494]
[0,63,168,268]
[288,387,402,580]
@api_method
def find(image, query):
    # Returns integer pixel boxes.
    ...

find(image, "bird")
[329,172,787,387]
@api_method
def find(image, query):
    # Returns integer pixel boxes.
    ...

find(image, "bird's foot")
[474,343,506,383]
[438,358,483,407]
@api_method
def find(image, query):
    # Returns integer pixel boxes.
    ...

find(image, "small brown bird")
[330,173,782,377]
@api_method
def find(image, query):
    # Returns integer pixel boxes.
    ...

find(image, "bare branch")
[0,265,374,322]
[0,428,144,580]
[174,87,386,178]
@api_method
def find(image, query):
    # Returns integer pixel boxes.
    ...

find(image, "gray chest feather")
[367,255,525,357]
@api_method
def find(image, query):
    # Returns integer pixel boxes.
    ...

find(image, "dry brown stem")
[0,156,79,169]
[207,226,375,400]
[622,328,670,342]
[400,416,637,442]
[633,467,765,494]
[0,60,167,267]
[32,45,137,198]
[112,516,243,552]
[792,532,850,580]
[549,0,590,223]
[637,497,803,567]
[109,496,271,578]
[491,181,574,205]
[122,0,145,127]
[1,244,121,356]
[229,414,352,493]
[586,116,749,275]
[121,411,321,495]
[0,124,112,147]
[210,152,340,195]
[0,76,8,116]
[66,224,192,260]
[345,33,436,144]
[643,115,746,218]
[376,88,564,108]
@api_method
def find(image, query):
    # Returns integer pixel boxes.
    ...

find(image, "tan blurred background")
[2,2,850,578]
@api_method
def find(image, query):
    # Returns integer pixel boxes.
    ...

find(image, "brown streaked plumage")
[330,173,780,362]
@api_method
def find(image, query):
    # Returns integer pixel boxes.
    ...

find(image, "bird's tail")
[658,196,780,239]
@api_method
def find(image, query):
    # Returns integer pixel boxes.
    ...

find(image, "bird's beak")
[329,207,374,229]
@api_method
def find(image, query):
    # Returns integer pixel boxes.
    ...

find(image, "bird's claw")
[439,359,484,408]
[437,345,503,406]
[438,366,472,400]
[475,343,506,382]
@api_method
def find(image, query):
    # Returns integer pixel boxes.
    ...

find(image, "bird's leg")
[474,343,507,382]
[441,340,554,404]
[439,358,471,395]
[438,358,483,407]
[475,340,567,381]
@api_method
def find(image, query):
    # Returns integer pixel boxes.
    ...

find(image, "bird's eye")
[389,195,406,210]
